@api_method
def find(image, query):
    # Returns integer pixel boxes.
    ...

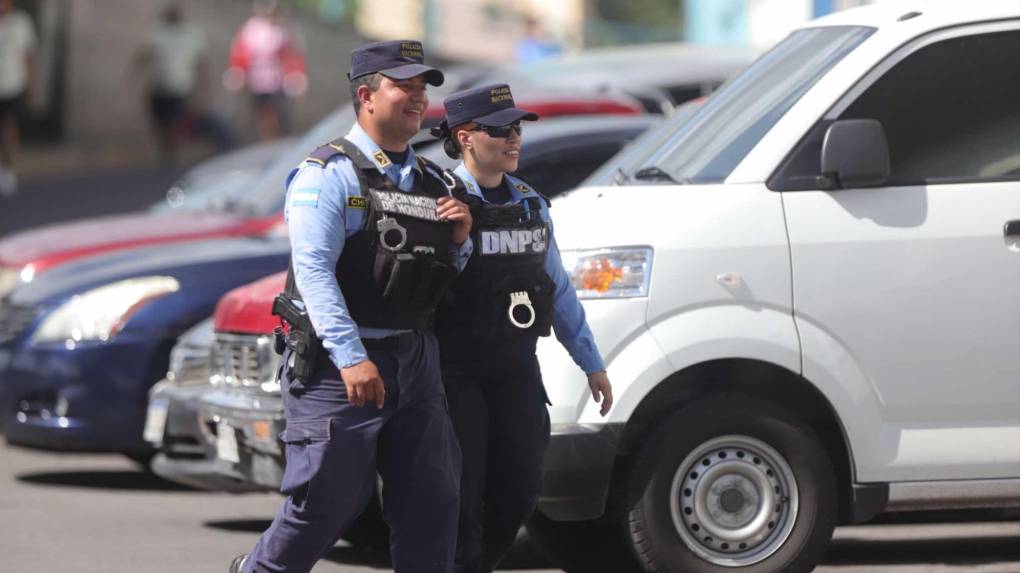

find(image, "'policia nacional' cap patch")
[348,40,444,86]
[443,83,539,128]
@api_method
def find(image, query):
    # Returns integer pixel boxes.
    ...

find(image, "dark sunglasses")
[471,122,523,138]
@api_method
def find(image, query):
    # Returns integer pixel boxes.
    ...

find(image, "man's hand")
[587,371,613,417]
[437,196,473,245]
[340,360,385,408]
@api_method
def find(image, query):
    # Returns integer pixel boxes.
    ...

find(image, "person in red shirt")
[223,0,307,141]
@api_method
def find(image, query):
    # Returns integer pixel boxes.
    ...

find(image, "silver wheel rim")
[669,435,799,567]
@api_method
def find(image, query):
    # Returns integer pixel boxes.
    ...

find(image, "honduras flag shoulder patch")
[290,188,320,208]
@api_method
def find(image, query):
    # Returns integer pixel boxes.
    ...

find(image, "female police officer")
[432,84,614,573]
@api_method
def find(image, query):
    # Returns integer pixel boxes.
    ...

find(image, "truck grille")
[166,342,213,385]
[210,333,277,389]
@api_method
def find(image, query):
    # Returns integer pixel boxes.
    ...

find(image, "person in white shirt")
[0,0,36,197]
[134,2,210,163]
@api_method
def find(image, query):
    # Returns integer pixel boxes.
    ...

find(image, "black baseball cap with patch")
[348,40,444,86]
[443,83,539,128]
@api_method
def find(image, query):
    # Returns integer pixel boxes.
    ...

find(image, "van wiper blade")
[632,165,679,183]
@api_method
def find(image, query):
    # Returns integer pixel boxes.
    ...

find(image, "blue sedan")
[0,236,289,456]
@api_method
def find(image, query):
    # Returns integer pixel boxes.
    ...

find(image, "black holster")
[271,293,321,383]
[373,248,459,310]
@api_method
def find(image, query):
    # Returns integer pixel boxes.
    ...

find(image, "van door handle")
[1006,220,1020,252]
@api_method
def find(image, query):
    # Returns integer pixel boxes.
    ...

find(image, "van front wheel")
[626,396,836,573]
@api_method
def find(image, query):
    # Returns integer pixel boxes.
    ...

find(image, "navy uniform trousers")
[440,342,551,573]
[245,331,461,573]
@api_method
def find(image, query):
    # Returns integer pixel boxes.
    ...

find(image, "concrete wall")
[65,0,362,147]
[355,0,423,42]
[357,0,583,63]
[685,0,881,48]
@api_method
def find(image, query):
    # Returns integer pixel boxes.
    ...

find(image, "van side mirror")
[821,119,890,189]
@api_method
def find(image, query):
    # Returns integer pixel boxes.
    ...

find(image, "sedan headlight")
[0,265,32,298]
[561,247,653,299]
[30,276,180,344]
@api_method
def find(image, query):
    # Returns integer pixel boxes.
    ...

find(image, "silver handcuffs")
[441,170,458,191]
[507,291,536,329]
[377,215,407,251]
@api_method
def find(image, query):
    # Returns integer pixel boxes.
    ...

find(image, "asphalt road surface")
[0,443,1017,572]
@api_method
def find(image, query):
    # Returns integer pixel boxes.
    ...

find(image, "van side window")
[770,29,1020,190]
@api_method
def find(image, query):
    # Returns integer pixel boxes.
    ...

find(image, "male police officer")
[232,40,473,573]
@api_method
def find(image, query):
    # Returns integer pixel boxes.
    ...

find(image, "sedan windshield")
[244,107,357,216]
[149,167,263,214]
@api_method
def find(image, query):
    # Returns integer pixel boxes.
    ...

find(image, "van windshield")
[631,26,874,185]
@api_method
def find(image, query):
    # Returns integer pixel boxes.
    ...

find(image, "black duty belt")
[362,332,417,353]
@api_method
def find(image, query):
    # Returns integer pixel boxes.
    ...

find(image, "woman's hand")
[587,371,613,417]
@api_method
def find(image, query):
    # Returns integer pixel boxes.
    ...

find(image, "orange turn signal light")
[581,259,624,293]
[252,421,273,441]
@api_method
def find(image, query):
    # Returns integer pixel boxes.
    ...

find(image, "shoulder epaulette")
[510,176,551,207]
[304,140,344,167]
[304,138,376,171]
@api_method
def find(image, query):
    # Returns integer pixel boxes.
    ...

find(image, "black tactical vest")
[285,138,460,331]
[437,179,555,342]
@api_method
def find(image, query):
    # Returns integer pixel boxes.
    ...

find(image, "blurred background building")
[20,0,355,150]
[13,0,879,159]
[361,0,880,58]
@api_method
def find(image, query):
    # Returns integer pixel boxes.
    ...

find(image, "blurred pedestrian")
[0,0,36,197]
[514,17,563,64]
[134,2,235,165]
[223,0,307,141]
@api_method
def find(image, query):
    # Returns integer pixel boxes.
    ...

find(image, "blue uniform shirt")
[453,164,606,375]
[285,122,473,370]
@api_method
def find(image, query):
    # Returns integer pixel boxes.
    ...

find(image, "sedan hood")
[8,236,291,307]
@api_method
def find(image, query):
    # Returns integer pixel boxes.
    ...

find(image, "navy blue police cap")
[348,40,444,86]
[443,83,539,128]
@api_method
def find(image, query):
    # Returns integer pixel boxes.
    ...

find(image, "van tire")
[626,395,836,573]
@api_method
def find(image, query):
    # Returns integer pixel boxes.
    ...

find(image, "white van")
[530,2,1020,572]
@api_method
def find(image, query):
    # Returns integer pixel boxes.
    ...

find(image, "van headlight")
[561,247,653,299]
[30,276,180,345]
